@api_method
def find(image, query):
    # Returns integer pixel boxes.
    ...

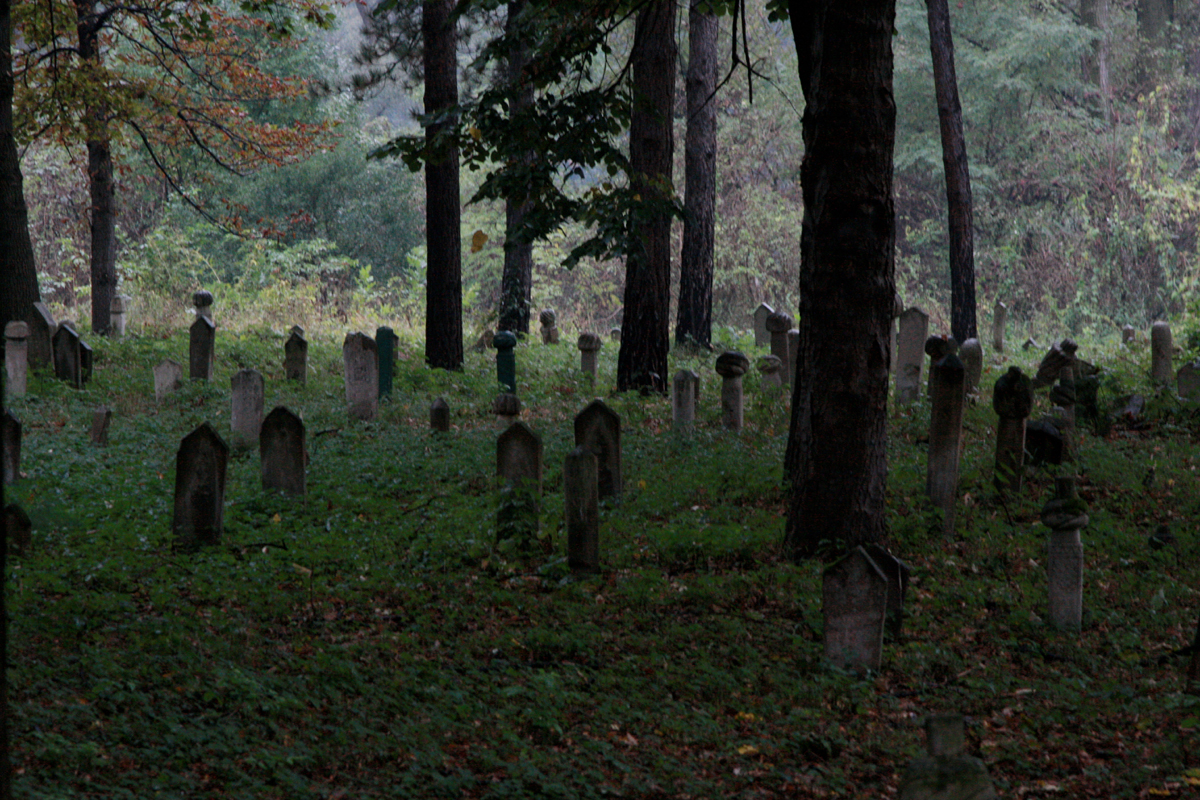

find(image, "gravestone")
[154,359,183,402]
[1033,339,1078,388]
[890,293,904,372]
[230,369,265,450]
[863,543,910,639]
[928,354,965,539]
[575,400,621,498]
[260,406,306,496]
[765,312,793,385]
[53,324,83,389]
[757,354,783,391]
[28,301,55,370]
[992,366,1033,493]
[898,714,998,800]
[610,327,621,341]
[110,294,130,338]
[1122,323,1136,345]
[284,326,307,383]
[787,329,800,385]
[924,335,955,398]
[494,331,517,392]
[343,332,378,421]
[1025,420,1064,467]
[90,406,112,446]
[172,422,229,551]
[1041,476,1087,631]
[193,289,214,321]
[895,307,929,404]
[1151,321,1173,385]
[4,321,29,398]
[564,446,600,573]
[1179,359,1200,400]
[469,328,493,354]
[753,302,774,347]
[496,421,543,543]
[578,333,603,381]
[992,300,1007,354]
[5,503,31,556]
[1050,366,1076,461]
[493,393,522,428]
[2,410,20,486]
[715,351,750,431]
[958,338,982,396]
[822,546,888,671]
[376,325,398,398]
[430,397,450,432]
[80,340,93,385]
[189,316,216,380]
[540,309,559,344]
[672,369,697,431]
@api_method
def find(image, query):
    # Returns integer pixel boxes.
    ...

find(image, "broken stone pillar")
[4,321,29,398]
[1151,321,1173,385]
[992,300,1007,354]
[715,351,750,431]
[577,333,603,381]
[1041,476,1088,631]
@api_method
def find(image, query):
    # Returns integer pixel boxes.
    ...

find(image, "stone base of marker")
[91,406,112,446]
[899,714,998,800]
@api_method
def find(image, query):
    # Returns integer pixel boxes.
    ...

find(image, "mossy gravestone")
[154,359,183,403]
[753,302,773,347]
[230,369,264,451]
[343,332,378,421]
[672,369,697,431]
[899,714,997,800]
[260,406,306,496]
[496,422,542,545]
[822,546,888,671]
[928,353,965,539]
[430,397,450,432]
[90,406,112,447]
[895,307,929,404]
[574,400,621,498]
[284,326,307,383]
[28,301,55,371]
[172,423,229,551]
[53,324,83,389]
[992,366,1033,494]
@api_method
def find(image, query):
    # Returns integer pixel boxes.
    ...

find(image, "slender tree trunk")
[783,0,895,560]
[1081,0,1112,123]
[926,0,975,342]
[0,0,40,337]
[675,0,717,349]
[617,0,676,393]
[498,0,534,335]
[1139,0,1173,40]
[0,369,7,800]
[423,0,463,369]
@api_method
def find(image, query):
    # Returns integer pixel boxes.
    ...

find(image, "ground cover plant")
[5,320,1200,798]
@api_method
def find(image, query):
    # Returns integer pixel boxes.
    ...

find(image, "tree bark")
[926,0,976,342]
[0,370,7,800]
[1139,0,1173,40]
[498,0,534,335]
[617,0,676,393]
[0,0,40,337]
[783,0,895,560]
[675,0,717,349]
[1080,0,1112,123]
[423,0,463,369]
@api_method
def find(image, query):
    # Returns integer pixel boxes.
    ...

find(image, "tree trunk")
[783,0,896,560]
[1081,0,1112,123]
[498,0,534,335]
[0,369,7,800]
[617,0,676,393]
[675,0,717,349]
[1139,0,1173,40]
[0,0,40,337]
[423,0,463,369]
[926,0,976,342]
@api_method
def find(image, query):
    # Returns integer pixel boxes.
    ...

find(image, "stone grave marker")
[5,503,31,556]
[787,329,800,384]
[496,421,543,543]
[154,359,183,402]
[193,289,214,321]
[1122,323,1136,345]
[924,335,955,398]
[1179,359,1200,400]
[890,293,904,372]
[260,406,306,496]
[959,338,982,396]
[230,369,265,450]
[110,294,130,338]
[564,446,600,573]
[577,333,603,381]
[469,328,493,354]
[494,331,517,392]
[672,369,697,431]
[992,300,1007,354]
[898,714,998,800]
[822,546,888,671]
[28,301,55,370]
[928,353,965,539]
[1041,476,1087,631]
[753,302,774,347]
[343,332,378,421]
[992,366,1033,493]
[765,312,793,385]
[1025,420,1064,467]
[53,324,83,389]
[5,321,29,397]
[2,410,20,486]
[575,400,621,498]
[863,543,910,639]
[610,327,621,341]
[284,326,307,383]
[430,397,450,432]
[172,422,229,551]
[540,309,559,344]
[895,307,929,404]
[90,406,112,446]
[1032,339,1077,388]
[189,316,215,380]
[1152,321,1173,385]
[376,325,398,398]
[493,393,522,428]
[757,354,783,391]
[715,351,750,431]
[80,340,93,385]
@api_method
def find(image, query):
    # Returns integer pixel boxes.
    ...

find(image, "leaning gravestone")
[1179,359,1200,400]
[898,714,998,800]
[715,351,750,431]
[172,422,229,551]
[189,317,216,380]
[1151,321,1173,385]
[430,397,450,432]
[672,369,697,431]
[863,543,910,639]
[28,301,55,371]
[992,366,1033,494]
[284,326,307,383]
[564,446,600,573]
[895,307,929,404]
[230,369,265,450]
[992,300,1007,354]
[4,321,28,398]
[928,353,965,539]
[496,421,543,543]
[575,400,622,498]
[90,406,112,446]
[753,302,774,348]
[260,406,306,496]
[1041,476,1087,631]
[822,546,889,671]
[154,359,183,402]
[2,410,20,486]
[342,332,378,421]
[577,333,603,381]
[1032,339,1077,389]
[53,324,83,389]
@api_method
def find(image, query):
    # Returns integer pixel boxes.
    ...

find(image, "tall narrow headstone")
[189,317,215,380]
[991,300,1007,354]
[284,326,307,383]
[992,367,1033,494]
[342,332,378,421]
[575,400,622,498]
[193,289,214,322]
[1041,476,1087,631]
[564,446,600,573]
[928,353,965,539]
[28,301,55,371]
[110,294,130,338]
[672,369,697,431]
[494,331,518,392]
[787,329,800,386]
[895,307,929,404]
[753,302,774,348]
[822,546,888,671]
[172,422,229,551]
[924,335,955,399]
[430,397,450,432]
[540,309,559,344]
[959,338,983,396]
[765,312,793,385]
[154,359,183,402]
[715,351,750,431]
[1151,321,1173,385]
[260,406,306,496]
[376,325,397,398]
[577,333,603,381]
[230,369,265,450]
[496,421,543,543]
[52,324,83,389]
[899,714,998,800]
[90,406,112,446]
[2,410,20,486]
[4,321,29,398]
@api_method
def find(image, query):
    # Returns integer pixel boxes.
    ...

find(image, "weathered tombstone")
[672,369,697,431]
[193,289,214,321]
[610,327,621,342]
[1041,476,1087,631]
[90,406,112,446]
[959,338,983,397]
[539,309,559,344]
[575,400,621,498]
[28,301,55,371]
[564,446,600,573]
[993,366,1033,493]
[898,713,998,800]
[1033,339,1078,388]
[53,324,83,389]
[342,332,378,421]
[991,300,1007,355]
[765,312,793,385]
[230,369,265,450]
[1122,323,1136,345]
[493,393,522,428]
[928,354,965,539]
[2,410,19,486]
[1151,321,1173,385]
[260,406,306,496]
[1025,420,1064,467]
[4,321,29,398]
[494,330,518,392]
[753,302,774,348]
[757,354,783,391]
[1050,366,1076,461]
[5,503,31,556]
[895,307,929,404]
[787,329,800,385]
[189,316,215,380]
[890,293,904,372]
[110,294,130,338]
[172,422,229,551]
[80,340,93,385]
[715,351,750,431]
[924,335,955,399]
[376,325,398,398]
[822,546,888,671]
[496,421,543,543]
[430,397,450,432]
[284,326,307,383]
[578,333,603,381]
[154,359,183,402]
[469,329,494,354]
[863,543,910,639]
[1179,359,1200,400]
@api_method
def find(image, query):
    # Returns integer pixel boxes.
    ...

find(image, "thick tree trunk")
[0,0,40,337]
[0,370,7,800]
[423,0,463,369]
[926,0,976,342]
[617,0,676,393]
[1139,0,1173,40]
[675,1,717,349]
[498,0,534,335]
[1080,0,1112,123]
[783,0,895,560]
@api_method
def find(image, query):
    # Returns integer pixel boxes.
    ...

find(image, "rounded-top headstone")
[893,292,904,318]
[924,335,957,359]
[757,354,782,374]
[111,295,127,314]
[610,327,621,341]
[765,311,793,333]
[193,289,214,308]
[993,366,1033,419]
[4,321,29,339]
[493,330,518,350]
[539,309,556,327]
[578,332,603,352]
[493,393,523,417]
[715,350,750,378]
[1122,323,1136,344]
